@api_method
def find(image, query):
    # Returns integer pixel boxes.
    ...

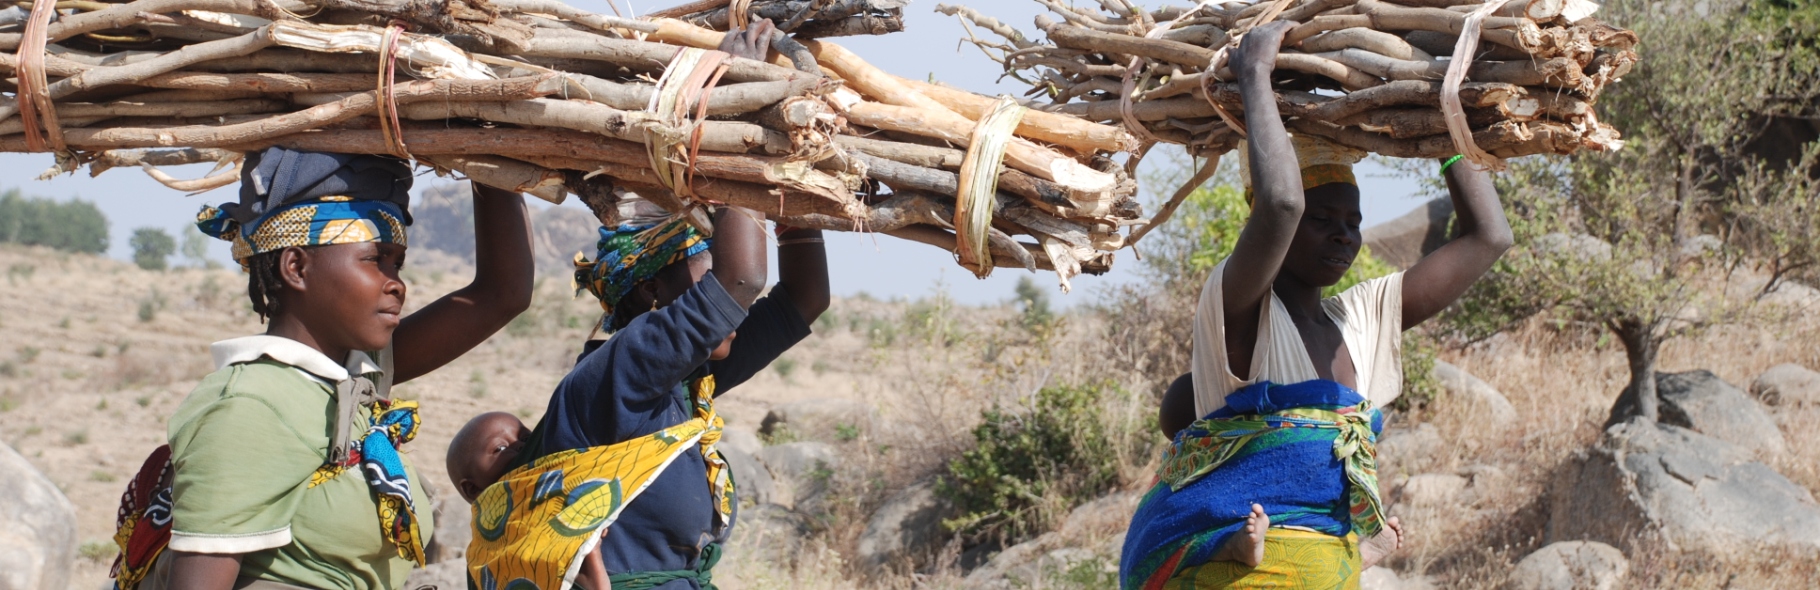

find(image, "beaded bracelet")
[1440,154,1465,173]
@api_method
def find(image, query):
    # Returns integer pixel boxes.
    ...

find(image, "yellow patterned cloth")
[468,377,731,590]
[1163,529,1362,590]
[196,196,409,264]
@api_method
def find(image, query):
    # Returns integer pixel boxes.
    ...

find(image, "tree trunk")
[1604,317,1660,427]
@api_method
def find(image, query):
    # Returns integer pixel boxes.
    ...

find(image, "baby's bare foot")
[1212,504,1270,566]
[1360,516,1403,569]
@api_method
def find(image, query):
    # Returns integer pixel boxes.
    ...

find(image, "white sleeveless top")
[1190,260,1406,418]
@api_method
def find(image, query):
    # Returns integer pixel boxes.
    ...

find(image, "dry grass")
[3,242,1817,589]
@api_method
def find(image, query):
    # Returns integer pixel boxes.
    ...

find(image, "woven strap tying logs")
[16,0,63,152]
[1442,0,1514,172]
[377,21,412,160]
[954,96,1026,278]
[644,46,732,236]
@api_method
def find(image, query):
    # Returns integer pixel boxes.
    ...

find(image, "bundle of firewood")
[0,0,1144,288]
[939,0,1636,162]
[649,0,908,39]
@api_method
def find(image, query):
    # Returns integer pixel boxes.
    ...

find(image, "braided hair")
[245,249,286,322]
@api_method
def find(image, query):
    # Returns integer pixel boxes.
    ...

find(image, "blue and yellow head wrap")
[574,217,711,323]
[197,147,414,264]
[197,197,409,263]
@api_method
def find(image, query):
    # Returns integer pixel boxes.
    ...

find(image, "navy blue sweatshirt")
[517,275,810,589]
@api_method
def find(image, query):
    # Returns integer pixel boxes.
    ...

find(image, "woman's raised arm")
[391,182,535,383]
[1399,160,1514,329]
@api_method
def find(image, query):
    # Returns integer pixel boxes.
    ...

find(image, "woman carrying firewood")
[107,147,535,590]
[440,21,831,590]
[1120,21,1514,590]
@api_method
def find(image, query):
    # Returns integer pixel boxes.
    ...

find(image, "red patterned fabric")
[110,445,174,590]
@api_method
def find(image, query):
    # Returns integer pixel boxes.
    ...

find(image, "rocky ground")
[3,231,1820,589]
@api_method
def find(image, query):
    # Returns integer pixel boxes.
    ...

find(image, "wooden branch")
[1042,22,1216,67]
[0,26,278,122]
[418,154,568,203]
[84,147,236,176]
[904,79,1136,153]
[3,76,564,148]
[391,98,796,155]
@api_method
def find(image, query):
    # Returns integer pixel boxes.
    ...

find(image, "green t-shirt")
[167,359,435,590]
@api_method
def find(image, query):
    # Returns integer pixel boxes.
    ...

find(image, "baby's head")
[446,412,532,503]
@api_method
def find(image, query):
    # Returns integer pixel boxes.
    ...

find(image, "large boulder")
[1363,198,1454,269]
[727,503,812,566]
[720,445,776,507]
[857,479,952,570]
[1505,541,1627,590]
[755,441,839,512]
[1398,473,1469,507]
[1433,361,1519,426]
[401,559,467,590]
[1751,363,1820,407]
[759,398,876,442]
[0,442,76,590]
[1607,370,1786,456]
[1378,423,1443,466]
[718,425,763,457]
[1545,420,1820,556]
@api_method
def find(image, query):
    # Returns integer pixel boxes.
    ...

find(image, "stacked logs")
[650,0,908,39]
[939,0,1636,161]
[0,0,1148,288]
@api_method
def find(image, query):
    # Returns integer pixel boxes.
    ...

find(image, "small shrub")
[938,382,1120,545]
[134,396,151,408]
[834,422,860,442]
[90,470,116,483]
[64,429,88,446]
[0,396,17,412]
[810,359,831,376]
[6,263,35,284]
[77,540,117,561]
[773,357,797,380]
[137,290,166,323]
[16,346,39,363]
[57,316,69,329]
[90,345,107,358]
[1392,331,1443,412]
[0,361,15,377]
[94,397,106,409]
[130,227,176,271]
[761,425,800,446]
[23,425,41,437]
[1013,276,1055,334]
[67,370,87,381]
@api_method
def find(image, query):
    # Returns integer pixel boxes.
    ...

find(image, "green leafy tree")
[180,225,218,269]
[130,227,176,271]
[1435,0,1820,423]
[0,189,108,253]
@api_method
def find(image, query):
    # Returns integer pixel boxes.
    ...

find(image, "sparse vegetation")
[130,227,176,271]
[77,540,117,561]
[773,357,798,381]
[938,382,1120,546]
[0,190,109,254]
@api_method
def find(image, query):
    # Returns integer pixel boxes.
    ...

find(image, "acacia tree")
[1437,0,1820,423]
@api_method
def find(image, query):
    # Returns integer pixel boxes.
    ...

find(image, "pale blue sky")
[0,0,1431,306]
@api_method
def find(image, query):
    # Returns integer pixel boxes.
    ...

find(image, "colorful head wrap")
[197,197,409,262]
[574,217,711,323]
[1239,134,1366,204]
[197,148,414,263]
